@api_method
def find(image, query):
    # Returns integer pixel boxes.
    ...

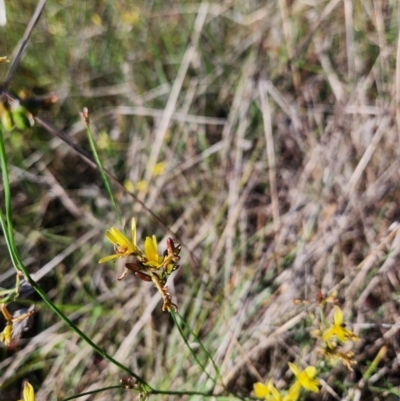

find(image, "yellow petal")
[109,228,133,249]
[0,324,12,346]
[99,254,120,263]
[144,236,160,266]
[105,228,119,244]
[288,362,300,377]
[151,235,158,252]
[285,382,300,401]
[336,327,350,343]
[268,382,282,400]
[334,307,343,326]
[302,378,320,392]
[152,161,166,175]
[253,382,269,399]
[289,364,320,393]
[23,381,35,401]
[304,366,317,378]
[322,327,335,342]
[299,367,320,392]
[131,218,137,247]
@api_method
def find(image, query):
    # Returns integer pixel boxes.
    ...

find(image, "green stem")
[61,385,125,400]
[150,389,243,399]
[62,386,247,401]
[174,311,224,385]
[83,109,122,225]
[0,125,16,255]
[170,310,219,386]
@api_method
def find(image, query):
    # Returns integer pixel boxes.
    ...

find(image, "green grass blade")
[81,108,122,225]
[171,309,219,387]
[174,311,224,385]
[0,124,16,253]
[61,385,126,401]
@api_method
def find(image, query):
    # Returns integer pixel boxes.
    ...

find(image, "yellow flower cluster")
[253,292,360,400]
[254,363,320,401]
[320,306,358,370]
[322,307,358,343]
[99,218,181,311]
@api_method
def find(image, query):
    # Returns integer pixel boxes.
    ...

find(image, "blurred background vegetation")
[1,0,400,400]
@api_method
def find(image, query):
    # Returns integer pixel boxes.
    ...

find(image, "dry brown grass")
[1,1,400,400]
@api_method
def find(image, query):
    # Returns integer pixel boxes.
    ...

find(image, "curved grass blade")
[170,309,220,387]
[81,107,122,225]
[60,385,126,401]
[174,310,225,386]
[61,387,231,401]
[0,124,16,250]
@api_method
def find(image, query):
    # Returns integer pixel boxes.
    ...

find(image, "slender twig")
[0,0,48,97]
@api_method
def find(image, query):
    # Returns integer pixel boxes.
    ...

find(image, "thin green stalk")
[170,309,219,387]
[171,312,247,401]
[150,389,242,399]
[0,125,16,252]
[0,211,19,270]
[62,387,245,401]
[61,385,125,401]
[81,108,122,225]
[173,310,224,385]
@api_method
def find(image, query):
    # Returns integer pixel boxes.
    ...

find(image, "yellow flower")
[97,131,111,150]
[253,380,299,401]
[322,307,358,343]
[266,382,282,401]
[288,363,320,392]
[285,383,300,401]
[99,219,138,263]
[143,235,164,268]
[18,381,35,401]
[123,180,135,192]
[136,180,148,191]
[0,323,13,346]
[152,162,166,176]
[0,304,35,346]
[254,381,271,399]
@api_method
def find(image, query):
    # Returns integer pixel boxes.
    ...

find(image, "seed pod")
[135,271,152,282]
[125,262,141,273]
